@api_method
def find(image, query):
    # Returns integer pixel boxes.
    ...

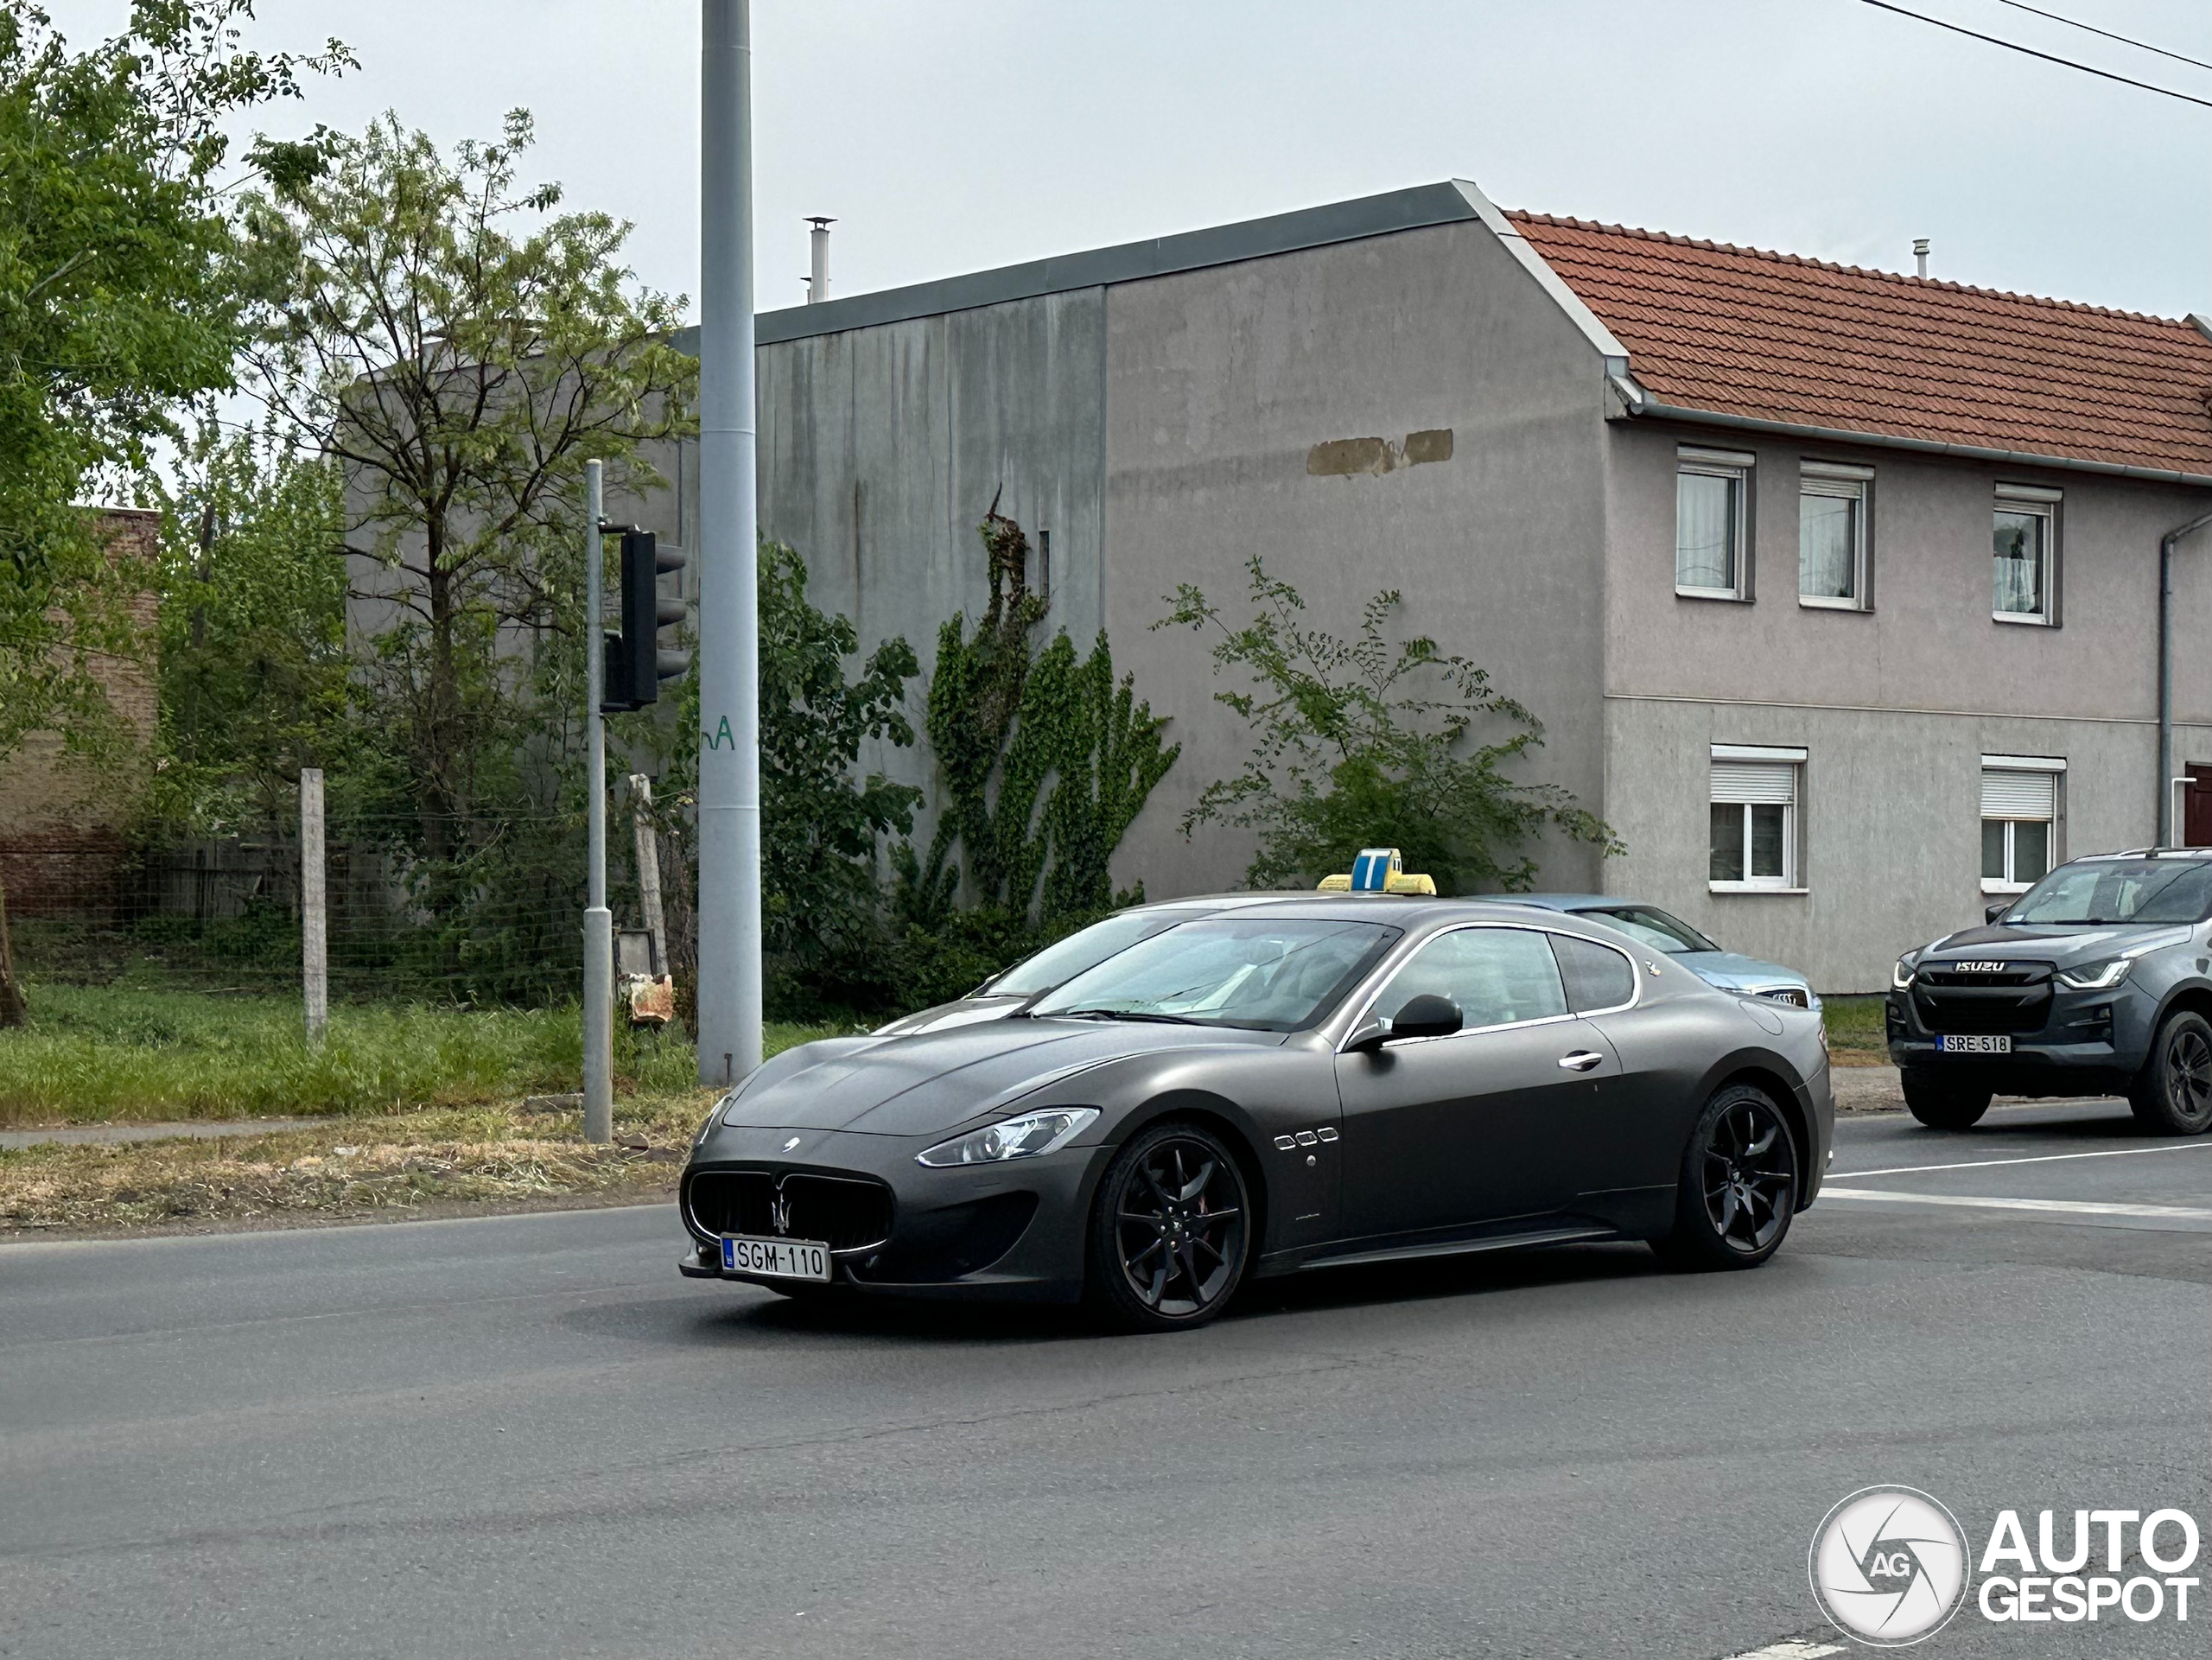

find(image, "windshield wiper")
[1048,1008,1205,1025]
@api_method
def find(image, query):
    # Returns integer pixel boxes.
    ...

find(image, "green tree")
[1160,556,1618,894]
[150,417,357,834]
[0,2,346,1025]
[897,506,1178,927]
[235,108,695,864]
[648,537,922,1017]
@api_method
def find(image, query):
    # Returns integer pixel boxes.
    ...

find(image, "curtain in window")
[1994,511,2044,614]
[1799,491,1856,599]
[1677,472,1736,589]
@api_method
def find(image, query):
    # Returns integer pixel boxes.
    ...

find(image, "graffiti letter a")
[705,716,735,751]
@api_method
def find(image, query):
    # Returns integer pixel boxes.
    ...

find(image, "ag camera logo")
[1809,1486,1971,1646]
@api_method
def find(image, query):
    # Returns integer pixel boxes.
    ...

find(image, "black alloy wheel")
[1085,1122,1251,1332]
[1901,1068,1993,1131]
[2131,1010,2212,1135]
[1652,1083,1799,1271]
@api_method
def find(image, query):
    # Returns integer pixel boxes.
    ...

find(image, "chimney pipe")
[1913,238,1929,280]
[806,216,835,302]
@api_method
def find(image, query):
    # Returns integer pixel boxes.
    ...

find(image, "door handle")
[1557,1050,1605,1072]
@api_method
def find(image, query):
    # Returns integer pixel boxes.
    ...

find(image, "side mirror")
[1985,902,2011,925]
[1389,994,1463,1041]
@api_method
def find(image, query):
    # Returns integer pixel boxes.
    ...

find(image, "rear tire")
[1084,1122,1252,1332]
[1901,1068,1993,1130]
[2128,1011,2212,1135]
[1650,1083,1798,1272]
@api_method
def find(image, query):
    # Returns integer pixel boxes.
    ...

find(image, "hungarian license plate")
[721,1236,831,1280]
[1938,1034,2012,1054]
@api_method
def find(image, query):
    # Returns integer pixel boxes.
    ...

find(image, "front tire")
[1651,1084,1798,1272]
[1901,1068,1993,1130]
[2129,1011,2212,1135]
[1084,1122,1252,1332]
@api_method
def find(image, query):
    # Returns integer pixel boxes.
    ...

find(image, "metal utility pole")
[582,459,614,1143]
[696,0,763,1088]
[300,766,327,1046]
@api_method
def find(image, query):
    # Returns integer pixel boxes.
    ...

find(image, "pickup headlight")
[916,1107,1100,1168]
[2058,958,2132,991]
[1892,954,1919,991]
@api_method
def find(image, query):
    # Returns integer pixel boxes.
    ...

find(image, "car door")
[1545,928,1684,1215]
[1334,925,1626,1242]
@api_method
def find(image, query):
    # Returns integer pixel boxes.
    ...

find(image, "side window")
[1677,445,1754,599]
[1372,927,1569,1032]
[1550,933,1637,1014]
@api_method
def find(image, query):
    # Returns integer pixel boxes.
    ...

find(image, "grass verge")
[1822,995,1889,1065]
[0,1095,717,1237]
[0,979,840,1126]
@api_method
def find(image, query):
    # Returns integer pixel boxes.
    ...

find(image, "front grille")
[1913,963,2052,1035]
[685,1167,894,1254]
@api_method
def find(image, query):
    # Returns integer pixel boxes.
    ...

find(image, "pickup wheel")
[1901,1069,1993,1130]
[2128,1011,2212,1135]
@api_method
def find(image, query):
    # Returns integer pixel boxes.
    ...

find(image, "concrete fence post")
[301,767,327,1047]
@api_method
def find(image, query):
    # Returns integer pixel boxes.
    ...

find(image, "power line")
[1857,0,2212,108]
[1993,0,2212,77]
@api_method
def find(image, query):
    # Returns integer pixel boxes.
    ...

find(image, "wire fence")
[2,808,694,1009]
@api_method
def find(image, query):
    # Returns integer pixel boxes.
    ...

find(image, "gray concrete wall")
[1599,417,2212,989]
[1103,219,1617,898]
[752,290,1108,813]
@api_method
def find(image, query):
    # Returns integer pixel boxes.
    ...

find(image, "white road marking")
[1822,1187,2212,1221]
[1720,1641,1846,1660]
[1838,1141,2212,1180]
[1831,1142,2212,1186]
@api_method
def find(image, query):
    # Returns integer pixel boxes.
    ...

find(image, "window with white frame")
[1710,746,1803,888]
[1981,756,2062,891]
[1677,446,1753,598]
[1994,485,2060,623]
[1800,461,1872,607]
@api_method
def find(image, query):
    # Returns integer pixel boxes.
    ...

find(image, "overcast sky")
[48,0,2212,321]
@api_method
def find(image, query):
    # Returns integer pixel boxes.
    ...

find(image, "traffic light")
[601,529,689,711]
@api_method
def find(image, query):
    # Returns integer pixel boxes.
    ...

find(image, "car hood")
[1918,922,2195,966]
[720,1019,1284,1137]
[1675,950,1809,989]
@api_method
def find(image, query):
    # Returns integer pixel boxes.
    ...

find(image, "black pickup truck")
[1887,849,2212,1134]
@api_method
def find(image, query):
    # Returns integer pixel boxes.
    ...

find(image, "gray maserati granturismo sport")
[679,896,1834,1331]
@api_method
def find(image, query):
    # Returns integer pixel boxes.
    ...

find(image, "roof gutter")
[2159,509,2212,844]
[1610,378,2212,491]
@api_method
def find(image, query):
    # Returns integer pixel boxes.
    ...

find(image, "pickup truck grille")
[1912,963,2053,1035]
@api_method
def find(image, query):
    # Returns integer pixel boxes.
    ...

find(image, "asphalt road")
[3,1100,2207,1660]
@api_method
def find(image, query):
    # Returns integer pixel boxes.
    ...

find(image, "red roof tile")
[1506,211,2212,478]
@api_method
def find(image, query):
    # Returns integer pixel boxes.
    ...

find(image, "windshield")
[2006,859,2212,925]
[986,911,1192,998]
[1030,919,1399,1032]
[1577,906,1719,956]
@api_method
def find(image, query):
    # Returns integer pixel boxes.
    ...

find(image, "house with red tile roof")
[639,179,2212,989]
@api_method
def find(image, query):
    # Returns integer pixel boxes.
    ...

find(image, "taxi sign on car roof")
[1315,847,1437,896]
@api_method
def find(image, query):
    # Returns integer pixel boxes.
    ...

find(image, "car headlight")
[916,1107,1100,1167]
[2058,958,2132,991]
[1892,954,1919,991]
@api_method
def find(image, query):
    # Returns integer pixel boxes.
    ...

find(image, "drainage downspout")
[2158,508,2212,845]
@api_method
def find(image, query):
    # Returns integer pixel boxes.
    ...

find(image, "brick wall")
[0,507,161,917]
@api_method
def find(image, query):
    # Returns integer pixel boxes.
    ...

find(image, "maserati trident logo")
[1810,1485,1971,1645]
[768,1182,793,1237]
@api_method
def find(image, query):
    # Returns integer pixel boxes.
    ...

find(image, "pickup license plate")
[721,1236,831,1280]
[1938,1034,2012,1054]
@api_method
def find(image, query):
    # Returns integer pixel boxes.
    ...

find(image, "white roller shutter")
[1982,769,2056,819]
[1712,762,1797,805]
